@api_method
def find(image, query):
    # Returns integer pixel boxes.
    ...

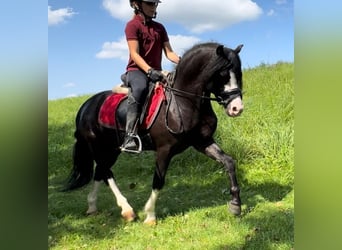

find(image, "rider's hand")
[147,68,164,82]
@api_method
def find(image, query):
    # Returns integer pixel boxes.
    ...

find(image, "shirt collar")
[134,14,152,25]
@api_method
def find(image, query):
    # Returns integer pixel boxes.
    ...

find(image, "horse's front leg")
[144,148,171,225]
[144,189,159,225]
[196,142,241,215]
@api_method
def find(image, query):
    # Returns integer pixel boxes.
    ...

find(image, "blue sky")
[48,0,293,100]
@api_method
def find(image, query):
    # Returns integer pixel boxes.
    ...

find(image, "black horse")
[63,42,244,224]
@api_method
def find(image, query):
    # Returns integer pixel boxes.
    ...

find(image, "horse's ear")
[216,45,225,56]
[234,44,243,54]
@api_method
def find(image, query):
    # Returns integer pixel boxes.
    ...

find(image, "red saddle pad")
[98,85,165,130]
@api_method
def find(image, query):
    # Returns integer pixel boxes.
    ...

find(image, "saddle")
[98,71,173,131]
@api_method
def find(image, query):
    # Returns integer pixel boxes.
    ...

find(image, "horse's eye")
[220,70,229,77]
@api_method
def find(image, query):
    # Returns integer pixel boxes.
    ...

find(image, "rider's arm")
[163,41,180,64]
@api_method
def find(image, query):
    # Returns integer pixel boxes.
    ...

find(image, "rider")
[121,0,180,152]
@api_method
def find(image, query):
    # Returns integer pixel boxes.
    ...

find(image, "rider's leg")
[120,70,148,152]
[121,95,140,150]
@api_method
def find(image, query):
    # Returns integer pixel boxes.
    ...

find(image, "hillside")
[48,62,294,249]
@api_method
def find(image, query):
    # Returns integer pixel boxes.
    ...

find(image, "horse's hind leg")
[194,142,241,215]
[86,180,101,215]
[107,177,136,222]
[88,170,136,221]
[89,149,136,221]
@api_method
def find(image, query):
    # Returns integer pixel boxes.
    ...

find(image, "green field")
[48,62,294,249]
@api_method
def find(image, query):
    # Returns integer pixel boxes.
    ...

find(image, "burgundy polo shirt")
[125,15,169,71]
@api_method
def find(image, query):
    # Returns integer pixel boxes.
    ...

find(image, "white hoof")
[144,217,157,226]
[121,210,136,222]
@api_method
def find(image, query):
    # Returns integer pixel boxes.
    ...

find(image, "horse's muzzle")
[227,97,244,117]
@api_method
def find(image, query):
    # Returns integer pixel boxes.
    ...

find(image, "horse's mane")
[182,42,220,58]
[174,42,232,83]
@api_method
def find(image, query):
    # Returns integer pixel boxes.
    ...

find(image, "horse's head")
[173,42,244,117]
[209,44,244,117]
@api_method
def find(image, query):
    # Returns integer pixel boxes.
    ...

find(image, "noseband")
[216,88,243,107]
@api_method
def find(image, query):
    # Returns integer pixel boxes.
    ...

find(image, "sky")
[48,0,293,100]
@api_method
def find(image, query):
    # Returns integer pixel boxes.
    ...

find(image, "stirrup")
[120,134,142,154]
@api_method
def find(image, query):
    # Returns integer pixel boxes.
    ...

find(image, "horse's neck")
[166,46,218,131]
[173,70,206,93]
[173,56,212,94]
[166,78,207,132]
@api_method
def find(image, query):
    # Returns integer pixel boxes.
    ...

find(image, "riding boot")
[120,96,141,152]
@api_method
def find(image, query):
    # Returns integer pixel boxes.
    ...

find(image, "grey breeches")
[126,70,149,105]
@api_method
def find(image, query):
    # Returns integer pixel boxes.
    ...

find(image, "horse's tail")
[61,130,94,191]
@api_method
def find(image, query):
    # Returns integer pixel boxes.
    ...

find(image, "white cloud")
[95,34,200,62]
[102,0,130,21]
[102,0,262,33]
[48,6,77,26]
[95,36,128,60]
[168,35,201,54]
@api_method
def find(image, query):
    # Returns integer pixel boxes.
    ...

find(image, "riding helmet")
[129,0,161,8]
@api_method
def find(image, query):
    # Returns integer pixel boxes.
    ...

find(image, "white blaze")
[225,71,244,117]
[224,71,238,91]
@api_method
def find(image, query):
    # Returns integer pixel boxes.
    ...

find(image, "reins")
[162,82,242,106]
[163,84,220,102]
[158,80,242,134]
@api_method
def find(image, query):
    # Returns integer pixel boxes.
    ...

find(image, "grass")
[48,62,294,249]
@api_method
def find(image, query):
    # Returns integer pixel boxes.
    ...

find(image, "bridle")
[215,88,243,107]
[160,58,243,107]
[161,81,243,134]
[162,82,243,107]
[161,49,243,133]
